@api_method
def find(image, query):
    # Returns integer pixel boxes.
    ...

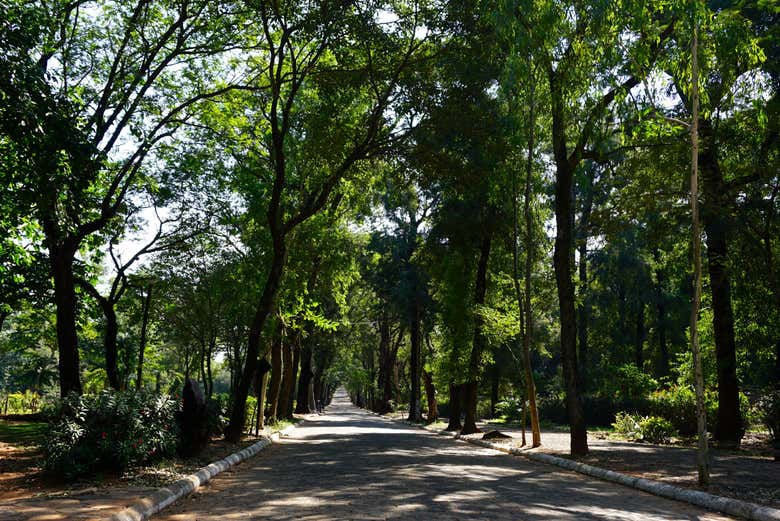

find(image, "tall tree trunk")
[422,369,438,422]
[699,121,741,447]
[461,232,492,435]
[256,362,269,434]
[635,302,645,369]
[295,344,314,414]
[549,68,588,456]
[654,260,670,379]
[553,160,588,456]
[308,378,315,411]
[576,171,593,393]
[278,337,295,420]
[376,313,393,413]
[577,241,589,391]
[136,285,153,390]
[74,275,122,391]
[521,71,542,447]
[206,337,215,398]
[490,365,499,418]
[286,337,301,417]
[265,325,284,424]
[225,238,287,442]
[50,245,82,397]
[445,383,462,431]
[407,300,423,422]
[103,301,121,390]
[690,21,711,485]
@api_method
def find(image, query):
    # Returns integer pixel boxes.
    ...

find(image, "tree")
[222,0,434,441]
[510,0,676,455]
[0,0,251,396]
[689,4,710,484]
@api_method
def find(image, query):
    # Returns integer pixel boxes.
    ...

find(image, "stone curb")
[109,423,299,521]
[360,408,780,521]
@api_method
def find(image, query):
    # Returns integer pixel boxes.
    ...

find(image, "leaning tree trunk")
[461,232,492,435]
[520,76,542,447]
[225,237,287,442]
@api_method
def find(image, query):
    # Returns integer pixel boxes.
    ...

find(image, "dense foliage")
[0,0,777,482]
[43,390,179,477]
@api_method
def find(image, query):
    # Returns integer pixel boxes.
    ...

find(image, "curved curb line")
[360,407,780,521]
[109,423,299,521]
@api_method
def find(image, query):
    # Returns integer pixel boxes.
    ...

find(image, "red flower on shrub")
[101,432,107,439]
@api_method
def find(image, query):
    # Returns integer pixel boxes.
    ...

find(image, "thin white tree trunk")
[689,6,710,487]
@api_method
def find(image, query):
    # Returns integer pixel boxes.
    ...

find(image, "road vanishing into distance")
[157,390,733,521]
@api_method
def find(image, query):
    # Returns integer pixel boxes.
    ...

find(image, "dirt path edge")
[109,423,300,521]
[362,408,780,521]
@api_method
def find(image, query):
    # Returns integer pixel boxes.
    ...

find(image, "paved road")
[157,390,733,520]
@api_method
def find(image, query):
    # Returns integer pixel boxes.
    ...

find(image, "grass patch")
[0,420,47,447]
[267,417,300,433]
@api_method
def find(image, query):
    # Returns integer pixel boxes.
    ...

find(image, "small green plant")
[612,412,677,444]
[43,390,180,478]
[639,416,677,444]
[612,411,643,440]
[1,390,43,414]
[757,389,780,461]
[613,364,658,400]
[495,396,523,422]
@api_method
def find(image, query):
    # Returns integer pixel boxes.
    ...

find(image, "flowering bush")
[43,390,180,478]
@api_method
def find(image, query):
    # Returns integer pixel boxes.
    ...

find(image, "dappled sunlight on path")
[156,389,734,520]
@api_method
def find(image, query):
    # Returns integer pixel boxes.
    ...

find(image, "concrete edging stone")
[362,407,780,521]
[109,423,299,521]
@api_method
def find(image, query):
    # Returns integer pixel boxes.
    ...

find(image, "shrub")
[612,411,642,439]
[43,390,179,478]
[611,364,659,401]
[647,386,717,436]
[757,389,780,458]
[1,391,42,414]
[477,398,494,419]
[537,394,651,427]
[612,412,677,444]
[245,395,258,431]
[640,416,677,444]
[495,397,523,422]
